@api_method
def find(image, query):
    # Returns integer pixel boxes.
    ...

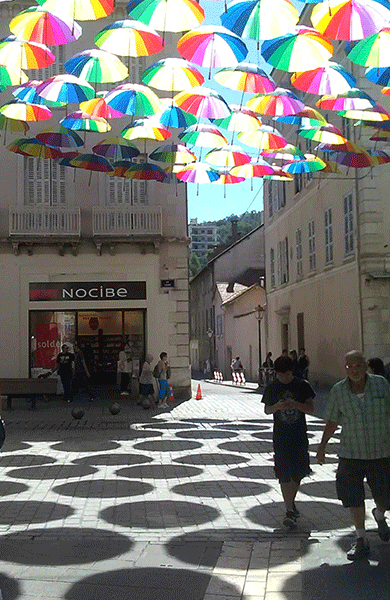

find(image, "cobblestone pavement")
[0,381,388,600]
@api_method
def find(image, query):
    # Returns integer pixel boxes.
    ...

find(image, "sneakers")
[292,502,300,518]
[283,511,297,528]
[347,537,370,561]
[159,401,169,409]
[372,508,390,542]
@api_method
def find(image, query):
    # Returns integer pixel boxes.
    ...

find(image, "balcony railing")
[92,206,162,236]
[9,207,81,236]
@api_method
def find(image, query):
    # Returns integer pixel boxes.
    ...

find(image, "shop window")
[30,311,76,376]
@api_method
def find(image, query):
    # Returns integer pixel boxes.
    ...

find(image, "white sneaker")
[120,391,129,396]
[161,401,169,408]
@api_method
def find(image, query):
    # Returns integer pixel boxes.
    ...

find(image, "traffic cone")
[168,384,175,402]
[196,383,202,399]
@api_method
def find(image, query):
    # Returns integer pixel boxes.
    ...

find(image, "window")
[30,45,66,80]
[277,237,289,284]
[267,181,286,217]
[268,181,273,218]
[128,56,146,83]
[270,247,275,287]
[308,220,316,271]
[294,173,303,194]
[344,193,354,255]
[296,228,303,276]
[25,157,66,205]
[325,207,333,264]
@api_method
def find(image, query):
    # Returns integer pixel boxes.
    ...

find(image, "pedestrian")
[262,355,315,529]
[367,357,385,376]
[298,348,310,380]
[54,344,75,403]
[156,352,170,408]
[317,350,390,561]
[118,350,132,396]
[138,353,156,408]
[262,352,274,384]
[72,340,95,402]
[289,349,300,377]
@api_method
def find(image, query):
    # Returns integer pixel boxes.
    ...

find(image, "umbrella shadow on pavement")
[175,429,239,439]
[52,478,154,499]
[170,479,271,498]
[0,573,19,600]
[0,500,74,524]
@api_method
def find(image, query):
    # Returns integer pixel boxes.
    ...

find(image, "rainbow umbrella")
[247,87,305,116]
[94,19,164,57]
[298,124,347,145]
[104,83,162,116]
[149,143,196,163]
[121,118,171,141]
[264,164,293,180]
[346,28,390,67]
[205,144,251,167]
[127,0,205,33]
[291,62,356,95]
[274,106,327,126]
[79,96,125,119]
[60,111,111,132]
[311,0,390,41]
[9,7,82,45]
[214,170,245,184]
[0,35,55,70]
[174,86,231,119]
[13,137,62,159]
[141,58,204,91]
[0,114,29,135]
[369,129,390,141]
[261,26,333,72]
[238,125,287,150]
[12,80,66,107]
[0,101,52,121]
[321,160,342,173]
[7,138,31,156]
[153,102,197,128]
[36,0,114,21]
[213,105,261,133]
[125,162,167,181]
[329,149,374,167]
[179,123,228,147]
[64,49,128,83]
[316,88,375,111]
[315,140,363,152]
[109,160,135,178]
[36,126,83,147]
[58,152,82,167]
[36,75,95,104]
[214,63,276,94]
[283,155,326,173]
[70,152,114,184]
[230,160,274,178]
[178,25,248,70]
[93,137,140,160]
[176,162,220,183]
[262,144,304,161]
[365,66,390,86]
[337,104,390,121]
[221,0,299,43]
[0,64,28,91]
[381,87,390,97]
[368,149,390,164]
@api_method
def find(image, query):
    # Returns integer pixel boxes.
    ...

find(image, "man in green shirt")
[317,350,390,560]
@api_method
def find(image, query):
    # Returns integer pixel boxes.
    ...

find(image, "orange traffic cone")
[196,383,202,400]
[168,384,175,402]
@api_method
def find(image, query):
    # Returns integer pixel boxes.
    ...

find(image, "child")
[138,354,155,408]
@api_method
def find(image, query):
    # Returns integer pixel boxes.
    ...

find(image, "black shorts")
[336,457,390,508]
[273,447,311,483]
[139,383,154,396]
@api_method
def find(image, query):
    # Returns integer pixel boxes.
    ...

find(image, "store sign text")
[29,281,146,302]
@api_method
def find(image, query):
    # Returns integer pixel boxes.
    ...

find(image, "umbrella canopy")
[367,148,390,164]
[321,160,342,173]
[64,49,128,83]
[298,124,347,144]
[7,138,31,156]
[0,114,29,134]
[141,58,204,91]
[12,137,62,159]
[176,162,220,183]
[36,126,83,147]
[346,27,390,67]
[125,161,167,181]
[127,0,205,33]
[109,160,135,177]
[36,75,95,104]
[70,153,114,172]
[214,171,245,185]
[261,26,333,72]
[262,144,304,161]
[174,86,231,119]
[149,143,196,163]
[0,101,52,121]
[36,0,114,21]
[274,106,327,126]
[12,79,66,107]
[0,64,28,91]
[0,35,55,70]
[121,118,171,140]
[311,0,390,41]
[263,164,293,180]
[291,62,356,95]
[365,66,390,86]
[316,88,376,111]
[238,125,287,150]
[94,19,164,57]
[337,104,390,121]
[369,129,390,141]
[179,123,228,147]
[152,103,197,128]
[221,0,299,42]
[214,63,276,94]
[230,160,275,177]
[177,25,248,69]
[283,154,326,173]
[60,111,111,132]
[329,148,374,167]
[205,144,251,167]
[93,137,140,160]
[213,105,261,132]
[9,7,82,45]
[247,87,305,116]
[104,83,162,116]
[79,96,125,119]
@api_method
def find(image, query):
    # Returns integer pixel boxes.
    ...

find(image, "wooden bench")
[0,378,58,410]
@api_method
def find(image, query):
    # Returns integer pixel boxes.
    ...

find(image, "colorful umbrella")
[263,165,293,180]
[214,63,276,94]
[205,144,251,167]
[109,160,135,178]
[104,83,162,116]
[261,26,333,72]
[6,138,30,156]
[149,143,196,163]
[311,0,390,42]
[36,75,95,104]
[367,149,390,164]
[60,111,111,132]
[283,155,326,173]
[369,129,390,141]
[230,160,274,178]
[127,0,205,33]
[0,114,29,135]
[177,26,248,69]
[94,19,164,57]
[0,101,52,121]
[329,149,374,167]
[214,171,245,185]
[176,162,220,183]
[121,118,171,141]
[337,104,390,121]
[247,87,305,116]
[262,144,304,161]
[79,96,125,119]
[213,105,261,133]
[0,35,55,70]
[13,137,62,160]
[0,64,28,91]
[298,124,347,145]
[64,49,128,83]
[346,27,390,67]
[174,86,231,119]
[316,88,375,111]
[238,125,287,150]
[70,152,114,184]
[221,0,299,43]
[93,137,140,160]
[365,66,390,86]
[36,0,114,21]
[9,7,82,45]
[321,160,342,173]
[179,123,228,147]
[274,106,327,126]
[125,162,167,181]
[12,80,66,107]
[152,102,197,128]
[291,62,356,95]
[141,58,204,91]
[36,126,83,147]
[315,140,363,152]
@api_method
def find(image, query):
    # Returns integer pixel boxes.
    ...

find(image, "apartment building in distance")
[188,218,218,260]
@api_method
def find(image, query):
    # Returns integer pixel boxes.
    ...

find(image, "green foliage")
[189,252,202,278]
[215,210,263,244]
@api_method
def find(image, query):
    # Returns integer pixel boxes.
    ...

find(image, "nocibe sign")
[29,281,146,302]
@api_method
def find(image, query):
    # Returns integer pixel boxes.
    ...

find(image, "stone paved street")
[0,380,388,600]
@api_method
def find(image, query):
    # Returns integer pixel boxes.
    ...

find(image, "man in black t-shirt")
[55,344,75,403]
[262,355,315,528]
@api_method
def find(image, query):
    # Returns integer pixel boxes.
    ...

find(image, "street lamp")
[255,305,265,387]
[207,327,213,376]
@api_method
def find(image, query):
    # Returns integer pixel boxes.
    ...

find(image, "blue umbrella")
[154,103,197,128]
[365,66,390,86]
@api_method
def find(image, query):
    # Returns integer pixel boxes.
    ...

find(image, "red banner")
[34,324,60,369]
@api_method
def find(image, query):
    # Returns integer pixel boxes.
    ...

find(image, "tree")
[189,252,202,278]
